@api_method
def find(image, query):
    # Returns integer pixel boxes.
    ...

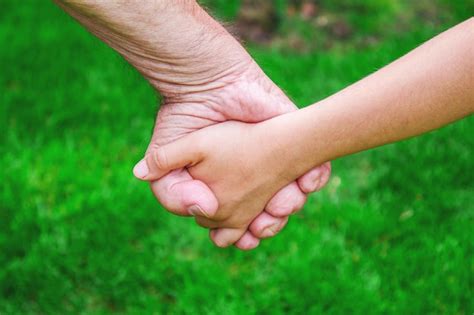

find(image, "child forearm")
[271,18,474,178]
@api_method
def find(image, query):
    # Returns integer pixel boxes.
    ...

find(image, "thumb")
[133,135,203,181]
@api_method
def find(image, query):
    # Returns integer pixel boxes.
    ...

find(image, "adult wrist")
[110,0,252,98]
[56,0,253,99]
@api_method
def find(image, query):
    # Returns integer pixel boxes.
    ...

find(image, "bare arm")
[55,0,335,249]
[135,19,473,247]
[271,18,474,178]
[55,0,252,97]
[142,18,474,189]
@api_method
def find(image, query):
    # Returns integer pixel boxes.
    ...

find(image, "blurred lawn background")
[1,1,473,314]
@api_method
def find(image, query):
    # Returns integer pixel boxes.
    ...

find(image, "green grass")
[1,1,473,314]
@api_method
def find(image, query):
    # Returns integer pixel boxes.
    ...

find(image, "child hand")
[137,119,302,248]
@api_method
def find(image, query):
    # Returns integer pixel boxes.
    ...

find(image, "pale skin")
[137,18,474,248]
[55,0,332,249]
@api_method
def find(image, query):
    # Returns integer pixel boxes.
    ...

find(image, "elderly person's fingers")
[149,169,218,218]
[209,228,246,248]
[264,182,307,217]
[234,231,260,250]
[297,162,331,193]
[249,212,289,239]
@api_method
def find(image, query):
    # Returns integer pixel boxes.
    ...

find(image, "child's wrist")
[254,111,309,184]
[260,107,330,182]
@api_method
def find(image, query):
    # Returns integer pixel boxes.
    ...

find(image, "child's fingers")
[234,232,260,250]
[133,134,203,181]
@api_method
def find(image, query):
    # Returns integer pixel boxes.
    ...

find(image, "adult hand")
[134,60,331,249]
[56,0,331,249]
[136,118,317,249]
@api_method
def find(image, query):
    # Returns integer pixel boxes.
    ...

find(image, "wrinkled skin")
[143,61,331,249]
[54,0,331,250]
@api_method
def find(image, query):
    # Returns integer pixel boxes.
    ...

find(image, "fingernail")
[133,159,149,178]
[188,205,205,217]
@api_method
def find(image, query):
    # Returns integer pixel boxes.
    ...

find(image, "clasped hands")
[55,1,473,251]
[54,0,330,251]
[133,61,331,250]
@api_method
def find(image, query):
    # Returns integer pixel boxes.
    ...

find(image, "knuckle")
[268,205,291,217]
[322,162,332,177]
[152,148,168,170]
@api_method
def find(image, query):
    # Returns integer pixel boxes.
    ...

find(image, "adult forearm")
[273,18,473,178]
[55,0,252,97]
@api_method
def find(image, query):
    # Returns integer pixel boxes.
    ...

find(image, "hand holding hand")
[136,116,316,248]
[134,63,331,249]
[56,0,331,249]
